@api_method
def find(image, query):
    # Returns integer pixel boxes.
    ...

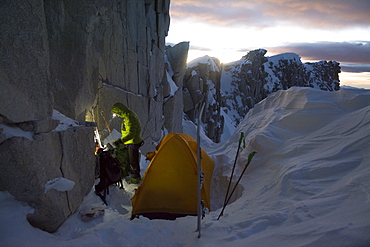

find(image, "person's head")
[111,102,130,117]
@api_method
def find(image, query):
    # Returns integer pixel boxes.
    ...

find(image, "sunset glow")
[166,0,370,89]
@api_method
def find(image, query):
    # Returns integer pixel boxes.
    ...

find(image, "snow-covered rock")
[183,56,224,142]
[0,119,95,233]
[185,49,341,142]
[222,49,340,127]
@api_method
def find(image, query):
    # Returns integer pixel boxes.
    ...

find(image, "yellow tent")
[131,133,215,220]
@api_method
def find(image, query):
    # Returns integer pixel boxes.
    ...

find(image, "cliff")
[0,0,173,232]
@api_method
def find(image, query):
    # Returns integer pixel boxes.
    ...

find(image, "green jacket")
[111,103,143,145]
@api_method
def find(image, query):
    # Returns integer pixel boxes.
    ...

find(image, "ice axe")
[101,111,112,132]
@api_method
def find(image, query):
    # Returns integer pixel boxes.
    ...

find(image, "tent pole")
[196,102,206,238]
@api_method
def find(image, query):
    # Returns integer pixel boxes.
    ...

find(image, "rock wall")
[0,0,172,232]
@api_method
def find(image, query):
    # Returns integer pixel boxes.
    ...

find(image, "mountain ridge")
[182,49,341,142]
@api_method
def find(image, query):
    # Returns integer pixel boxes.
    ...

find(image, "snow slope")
[1,87,369,247]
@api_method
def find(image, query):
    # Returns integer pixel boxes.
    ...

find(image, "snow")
[52,109,80,131]
[0,123,34,141]
[0,110,82,142]
[1,87,370,246]
[267,53,302,64]
[187,55,220,72]
[165,70,179,97]
[44,177,75,193]
[220,109,236,142]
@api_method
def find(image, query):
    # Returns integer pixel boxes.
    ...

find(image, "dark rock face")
[0,0,171,233]
[0,0,53,124]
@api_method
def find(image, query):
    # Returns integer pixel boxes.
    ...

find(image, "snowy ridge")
[1,87,369,246]
[267,52,301,63]
[187,55,220,72]
[208,87,370,245]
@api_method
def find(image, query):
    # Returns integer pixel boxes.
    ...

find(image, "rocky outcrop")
[184,56,223,142]
[223,50,340,126]
[264,53,340,92]
[0,0,171,232]
[185,49,341,142]
[163,42,190,133]
[222,49,269,128]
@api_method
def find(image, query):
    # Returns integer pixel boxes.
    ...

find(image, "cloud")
[189,45,212,51]
[166,42,212,52]
[170,0,370,29]
[266,41,370,65]
[340,64,370,73]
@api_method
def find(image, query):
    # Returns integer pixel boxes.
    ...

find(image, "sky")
[165,0,370,89]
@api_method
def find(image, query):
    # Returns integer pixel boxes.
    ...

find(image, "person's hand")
[113,139,123,146]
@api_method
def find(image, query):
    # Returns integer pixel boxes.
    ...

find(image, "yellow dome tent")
[131,133,215,220]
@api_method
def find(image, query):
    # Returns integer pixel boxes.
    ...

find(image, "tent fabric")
[131,133,215,219]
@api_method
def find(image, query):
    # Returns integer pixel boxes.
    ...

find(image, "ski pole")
[196,102,206,238]
[217,151,256,220]
[217,132,244,220]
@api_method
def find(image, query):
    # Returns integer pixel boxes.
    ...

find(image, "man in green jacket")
[111,103,143,184]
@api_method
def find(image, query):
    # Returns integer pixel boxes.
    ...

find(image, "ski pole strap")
[239,132,244,144]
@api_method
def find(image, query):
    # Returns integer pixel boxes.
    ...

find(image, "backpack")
[95,149,127,204]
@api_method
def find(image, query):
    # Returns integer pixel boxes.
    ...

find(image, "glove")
[113,139,123,147]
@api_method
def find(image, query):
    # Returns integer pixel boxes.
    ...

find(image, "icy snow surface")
[1,87,369,246]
